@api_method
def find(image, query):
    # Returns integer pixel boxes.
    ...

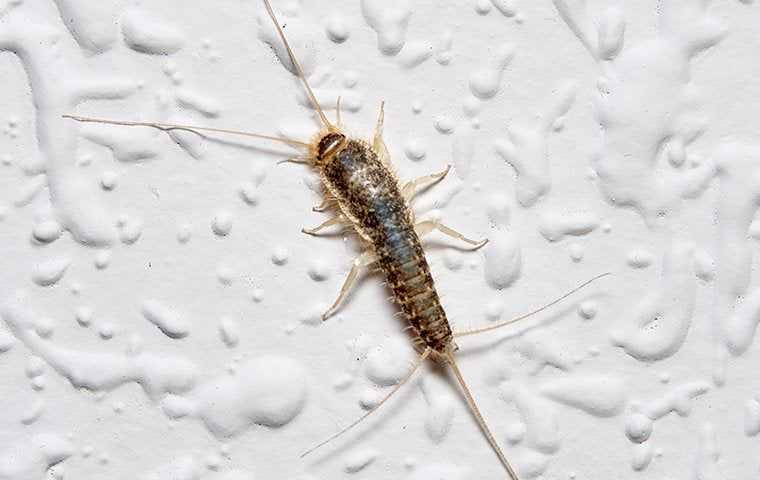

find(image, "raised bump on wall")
[361,0,411,56]
[610,242,697,362]
[714,142,760,357]
[483,194,521,290]
[555,0,722,223]
[52,0,119,54]
[2,294,308,438]
[493,81,577,207]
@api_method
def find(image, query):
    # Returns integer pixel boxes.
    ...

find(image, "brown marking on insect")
[62,2,611,478]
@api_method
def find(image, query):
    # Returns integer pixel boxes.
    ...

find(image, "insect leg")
[415,220,488,250]
[301,347,432,457]
[321,250,377,320]
[402,165,452,201]
[372,102,392,168]
[312,197,334,212]
[373,101,385,142]
[278,156,311,165]
[453,272,611,338]
[336,96,343,127]
[302,215,346,236]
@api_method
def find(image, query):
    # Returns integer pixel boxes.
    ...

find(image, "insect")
[64,1,609,478]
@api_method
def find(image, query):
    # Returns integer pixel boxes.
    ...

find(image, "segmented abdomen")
[321,139,453,354]
[374,220,453,353]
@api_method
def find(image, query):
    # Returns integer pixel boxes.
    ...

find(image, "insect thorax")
[320,139,399,227]
[318,139,458,359]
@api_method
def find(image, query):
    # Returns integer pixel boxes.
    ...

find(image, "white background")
[1,0,759,479]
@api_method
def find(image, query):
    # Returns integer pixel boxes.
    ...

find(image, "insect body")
[300,117,520,477]
[64,2,609,478]
[317,132,463,358]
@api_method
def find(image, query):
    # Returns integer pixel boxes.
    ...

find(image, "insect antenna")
[62,115,309,148]
[453,272,612,338]
[445,351,520,479]
[300,348,432,458]
[62,1,337,149]
[262,0,333,129]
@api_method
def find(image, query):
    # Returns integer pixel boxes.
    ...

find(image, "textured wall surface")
[0,0,759,479]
